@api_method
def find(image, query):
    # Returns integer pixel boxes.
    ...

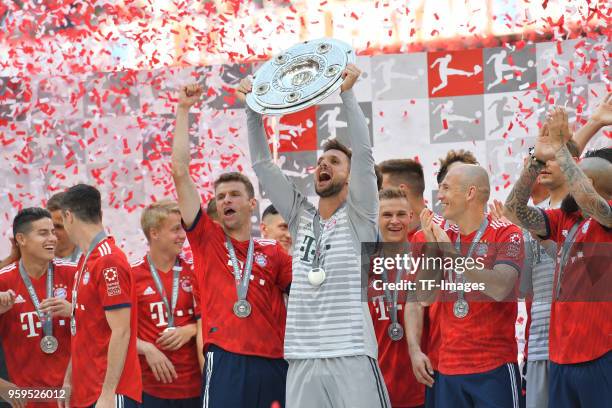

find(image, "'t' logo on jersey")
[20,311,41,338]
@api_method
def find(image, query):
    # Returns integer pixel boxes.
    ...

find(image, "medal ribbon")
[225,236,254,303]
[311,204,345,268]
[18,261,54,338]
[453,217,489,303]
[379,246,410,328]
[70,231,107,334]
[147,255,182,328]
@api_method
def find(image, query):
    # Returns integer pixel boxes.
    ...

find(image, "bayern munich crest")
[475,243,488,257]
[255,253,268,267]
[54,287,67,299]
[181,278,192,293]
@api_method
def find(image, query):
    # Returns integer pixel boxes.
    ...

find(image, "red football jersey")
[185,208,292,358]
[413,215,524,375]
[409,216,456,371]
[368,272,425,407]
[71,236,142,407]
[132,255,201,399]
[0,260,75,408]
[541,202,612,364]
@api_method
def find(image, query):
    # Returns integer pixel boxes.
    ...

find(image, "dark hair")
[206,197,218,220]
[374,164,383,191]
[437,149,479,184]
[322,139,352,162]
[378,159,425,196]
[262,204,279,221]
[214,172,255,199]
[13,207,52,238]
[583,147,612,163]
[59,184,102,223]
[46,192,65,212]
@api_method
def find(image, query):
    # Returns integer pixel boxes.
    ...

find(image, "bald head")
[447,164,491,203]
[579,157,612,199]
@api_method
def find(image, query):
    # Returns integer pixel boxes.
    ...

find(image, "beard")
[560,194,580,214]
[315,179,344,198]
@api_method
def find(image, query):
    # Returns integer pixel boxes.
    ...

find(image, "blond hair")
[141,200,181,241]
[378,187,408,201]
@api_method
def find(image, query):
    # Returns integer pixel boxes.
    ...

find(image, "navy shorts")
[549,351,612,408]
[436,363,524,408]
[140,393,200,408]
[424,370,438,408]
[202,344,288,408]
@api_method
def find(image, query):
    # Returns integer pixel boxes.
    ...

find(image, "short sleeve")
[493,225,525,273]
[94,256,132,310]
[0,272,11,335]
[538,207,565,242]
[183,207,217,251]
[275,245,293,293]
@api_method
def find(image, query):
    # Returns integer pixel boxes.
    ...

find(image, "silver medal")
[387,323,404,341]
[70,317,76,336]
[308,267,326,287]
[163,326,176,333]
[453,299,469,318]
[233,300,252,318]
[40,335,58,354]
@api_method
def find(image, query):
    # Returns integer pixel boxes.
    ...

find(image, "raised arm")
[340,65,378,219]
[171,84,204,229]
[572,92,611,155]
[548,108,612,227]
[235,79,307,230]
[504,125,549,237]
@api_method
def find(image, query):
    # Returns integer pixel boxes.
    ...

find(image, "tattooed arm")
[504,160,547,236]
[555,146,612,227]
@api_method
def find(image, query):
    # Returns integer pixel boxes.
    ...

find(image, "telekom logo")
[372,295,389,321]
[150,302,167,327]
[20,311,41,338]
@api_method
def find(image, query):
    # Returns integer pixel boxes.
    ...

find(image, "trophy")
[246,38,355,115]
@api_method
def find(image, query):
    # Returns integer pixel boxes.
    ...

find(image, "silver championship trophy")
[246,38,355,115]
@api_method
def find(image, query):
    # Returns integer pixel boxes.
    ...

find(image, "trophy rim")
[246,38,355,115]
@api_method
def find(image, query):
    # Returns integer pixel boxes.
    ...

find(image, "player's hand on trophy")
[591,92,612,127]
[0,290,15,315]
[40,297,71,318]
[545,107,572,153]
[177,84,204,110]
[235,77,253,104]
[340,64,361,93]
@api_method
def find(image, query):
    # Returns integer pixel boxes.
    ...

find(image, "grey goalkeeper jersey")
[247,90,379,360]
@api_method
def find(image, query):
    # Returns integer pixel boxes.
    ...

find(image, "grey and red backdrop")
[0,36,610,259]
